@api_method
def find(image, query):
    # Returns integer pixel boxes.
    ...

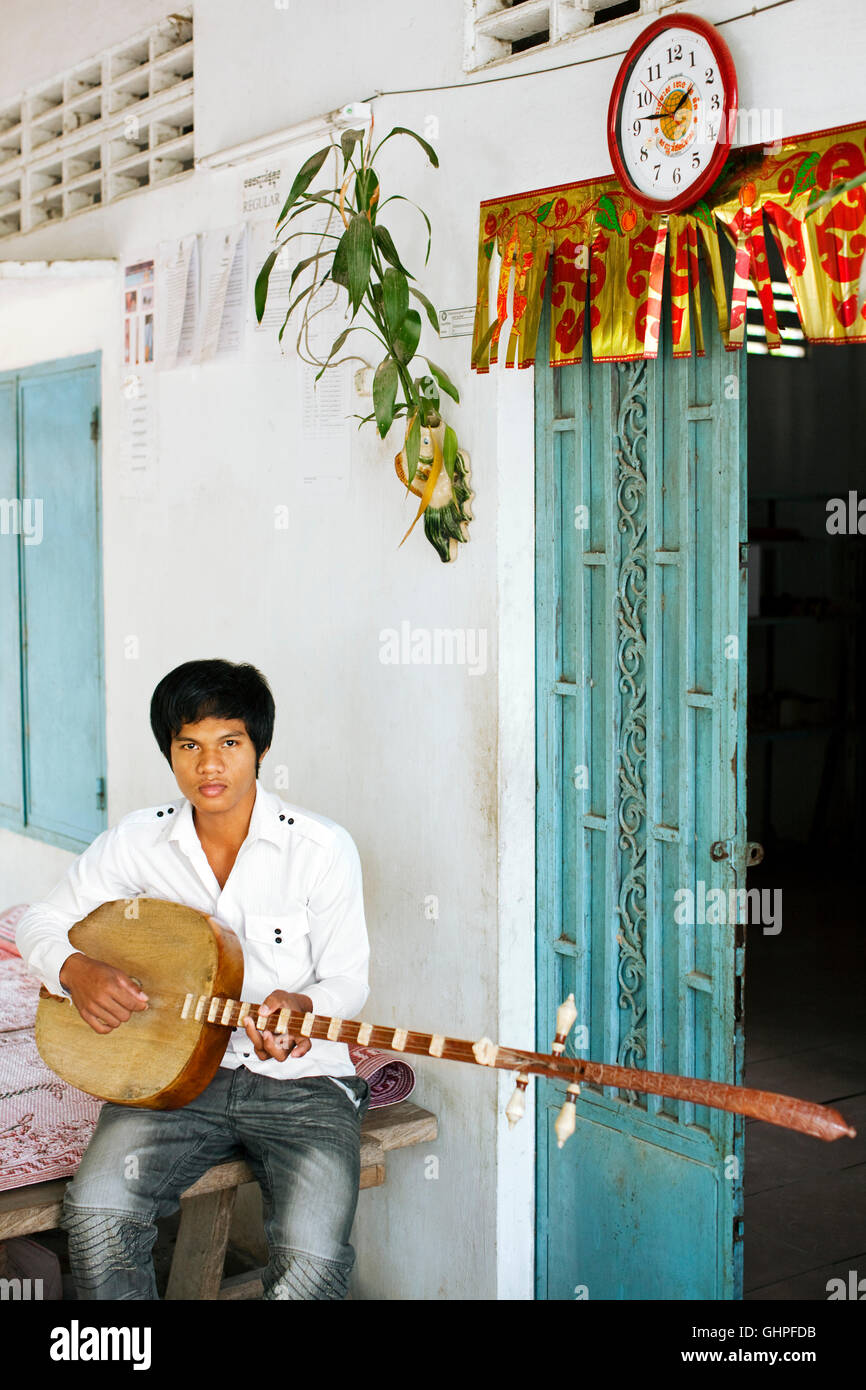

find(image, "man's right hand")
[58,954,149,1034]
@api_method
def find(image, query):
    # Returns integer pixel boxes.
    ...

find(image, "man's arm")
[16,823,149,1031]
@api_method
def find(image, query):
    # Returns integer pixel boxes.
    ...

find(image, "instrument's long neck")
[179,991,856,1143]
[181,992,575,1082]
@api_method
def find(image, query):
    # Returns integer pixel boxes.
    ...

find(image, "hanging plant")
[254,120,472,563]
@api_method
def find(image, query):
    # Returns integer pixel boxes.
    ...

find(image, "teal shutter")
[535,298,747,1299]
[14,354,106,846]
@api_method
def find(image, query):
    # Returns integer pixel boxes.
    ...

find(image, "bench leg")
[165,1188,237,1300]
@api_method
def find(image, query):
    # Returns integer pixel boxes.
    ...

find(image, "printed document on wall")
[156,235,199,369]
[195,224,248,363]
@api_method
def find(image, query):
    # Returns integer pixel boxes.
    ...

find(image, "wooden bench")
[0,1100,437,1299]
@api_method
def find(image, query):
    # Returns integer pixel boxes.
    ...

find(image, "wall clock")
[607,12,738,214]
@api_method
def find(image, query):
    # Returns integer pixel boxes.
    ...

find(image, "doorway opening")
[744,241,866,1298]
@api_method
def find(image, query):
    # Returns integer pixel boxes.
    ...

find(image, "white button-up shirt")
[16,783,370,1083]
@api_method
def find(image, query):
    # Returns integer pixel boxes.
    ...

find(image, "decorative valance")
[471,120,866,370]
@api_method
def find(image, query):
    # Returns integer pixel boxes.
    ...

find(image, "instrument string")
[152,987,534,1073]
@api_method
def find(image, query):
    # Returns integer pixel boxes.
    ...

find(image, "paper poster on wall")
[194,224,248,363]
[156,234,199,370]
[240,164,284,222]
[123,259,155,367]
[119,366,158,500]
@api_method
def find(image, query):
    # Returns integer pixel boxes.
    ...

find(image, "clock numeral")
[711,93,720,111]
[653,164,661,183]
[647,62,661,82]
[689,50,696,68]
[691,152,701,170]
[707,123,717,142]
[672,166,681,186]
[705,67,715,84]
[666,43,682,64]
[637,88,653,108]
[632,119,641,137]
[640,145,648,162]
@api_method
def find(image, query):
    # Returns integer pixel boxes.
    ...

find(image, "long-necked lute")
[35,899,856,1143]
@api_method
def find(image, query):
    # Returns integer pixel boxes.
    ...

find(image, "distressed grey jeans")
[61,1066,370,1300]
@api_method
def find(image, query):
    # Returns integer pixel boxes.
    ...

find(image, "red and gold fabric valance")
[471,120,866,370]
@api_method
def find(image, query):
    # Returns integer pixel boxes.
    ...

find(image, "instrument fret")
[178,994,857,1144]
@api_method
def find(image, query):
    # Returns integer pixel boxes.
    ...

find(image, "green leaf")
[416,373,440,416]
[405,413,421,486]
[355,168,380,215]
[788,151,820,204]
[374,126,439,168]
[536,198,554,223]
[373,357,399,438]
[410,286,440,333]
[331,231,349,288]
[379,193,432,264]
[345,214,373,314]
[315,326,353,381]
[275,146,331,227]
[443,424,458,482]
[279,271,331,341]
[595,193,623,237]
[382,267,409,337]
[254,249,279,323]
[374,224,414,278]
[341,128,365,168]
[483,239,494,259]
[288,252,324,294]
[392,308,422,365]
[425,358,460,404]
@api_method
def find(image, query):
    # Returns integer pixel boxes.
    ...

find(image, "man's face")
[169,716,263,816]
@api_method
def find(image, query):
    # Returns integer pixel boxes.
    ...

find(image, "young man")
[16,658,371,1301]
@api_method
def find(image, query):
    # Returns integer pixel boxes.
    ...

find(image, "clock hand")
[669,84,694,118]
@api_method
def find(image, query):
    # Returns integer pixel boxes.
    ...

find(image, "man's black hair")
[150,659,275,774]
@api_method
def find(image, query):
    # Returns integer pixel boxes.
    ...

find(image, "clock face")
[608,15,738,213]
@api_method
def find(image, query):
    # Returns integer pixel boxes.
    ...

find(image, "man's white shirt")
[15,783,370,1084]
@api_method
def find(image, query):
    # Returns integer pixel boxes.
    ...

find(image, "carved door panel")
[535,301,747,1300]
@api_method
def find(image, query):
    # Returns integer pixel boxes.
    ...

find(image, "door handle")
[711,840,764,866]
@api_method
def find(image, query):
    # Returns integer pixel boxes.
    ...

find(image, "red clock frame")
[606,12,739,215]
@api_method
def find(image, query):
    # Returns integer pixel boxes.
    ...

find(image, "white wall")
[1,0,863,1300]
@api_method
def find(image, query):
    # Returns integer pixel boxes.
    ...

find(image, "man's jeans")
[60,1067,370,1300]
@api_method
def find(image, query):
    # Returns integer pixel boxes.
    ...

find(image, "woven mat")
[0,1029,103,1192]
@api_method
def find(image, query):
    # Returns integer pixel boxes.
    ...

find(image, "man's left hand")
[243,990,313,1062]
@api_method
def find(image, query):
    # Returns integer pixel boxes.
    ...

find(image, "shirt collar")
[167,781,285,854]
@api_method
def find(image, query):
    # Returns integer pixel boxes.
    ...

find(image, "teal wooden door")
[0,353,106,848]
[535,302,748,1300]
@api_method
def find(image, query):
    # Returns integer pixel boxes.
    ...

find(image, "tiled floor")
[743,852,866,1299]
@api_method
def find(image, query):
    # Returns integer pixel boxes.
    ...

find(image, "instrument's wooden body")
[35,899,243,1109]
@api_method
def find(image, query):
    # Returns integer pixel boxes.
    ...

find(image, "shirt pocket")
[244,908,311,968]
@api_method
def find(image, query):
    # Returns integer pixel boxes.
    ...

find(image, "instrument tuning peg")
[505,1072,530,1129]
[554,1082,581,1149]
[552,992,577,1056]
